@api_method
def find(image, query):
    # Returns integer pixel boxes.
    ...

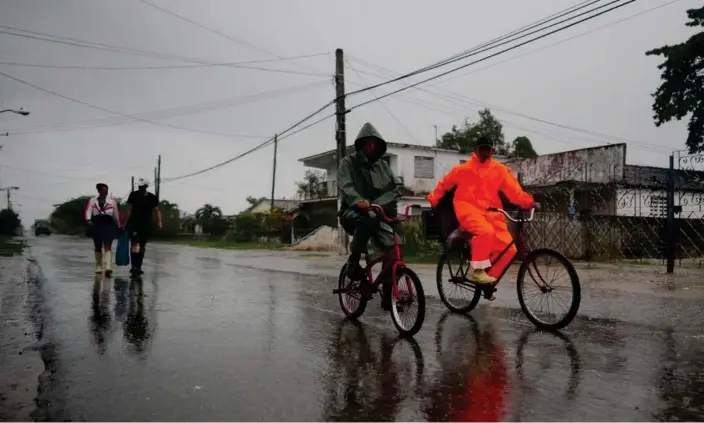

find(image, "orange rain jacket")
[428,153,534,243]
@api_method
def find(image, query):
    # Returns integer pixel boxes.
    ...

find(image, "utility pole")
[0,186,19,210]
[156,155,161,202]
[434,125,438,143]
[270,134,278,210]
[131,176,135,192]
[335,48,348,254]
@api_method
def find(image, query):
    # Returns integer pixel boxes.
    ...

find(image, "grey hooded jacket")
[337,123,401,215]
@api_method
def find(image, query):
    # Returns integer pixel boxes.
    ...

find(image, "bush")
[0,208,21,236]
[400,218,442,258]
[227,212,261,242]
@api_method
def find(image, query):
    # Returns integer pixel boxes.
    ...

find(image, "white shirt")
[84,196,120,223]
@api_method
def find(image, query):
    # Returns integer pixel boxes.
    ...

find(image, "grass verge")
[0,237,26,257]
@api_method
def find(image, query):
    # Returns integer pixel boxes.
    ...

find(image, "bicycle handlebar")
[486,206,536,222]
[351,203,420,223]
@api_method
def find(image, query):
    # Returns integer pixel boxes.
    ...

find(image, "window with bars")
[414,156,434,179]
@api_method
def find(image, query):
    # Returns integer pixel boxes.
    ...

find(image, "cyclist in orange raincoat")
[428,136,538,284]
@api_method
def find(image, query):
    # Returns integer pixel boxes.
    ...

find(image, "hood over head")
[354,122,388,161]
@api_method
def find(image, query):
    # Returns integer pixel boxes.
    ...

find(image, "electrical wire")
[0,27,331,77]
[136,0,326,75]
[0,70,326,139]
[162,103,336,182]
[346,0,635,113]
[0,53,330,71]
[345,58,421,144]
[9,81,327,136]
[346,0,625,97]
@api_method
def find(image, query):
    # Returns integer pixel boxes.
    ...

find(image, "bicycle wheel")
[337,263,367,320]
[389,266,426,337]
[516,249,581,331]
[436,248,481,313]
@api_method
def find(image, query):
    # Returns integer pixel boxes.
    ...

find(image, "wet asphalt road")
[3,234,704,421]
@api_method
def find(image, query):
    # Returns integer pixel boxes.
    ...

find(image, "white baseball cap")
[137,177,150,187]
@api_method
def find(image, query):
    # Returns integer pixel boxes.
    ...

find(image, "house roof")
[298,142,470,163]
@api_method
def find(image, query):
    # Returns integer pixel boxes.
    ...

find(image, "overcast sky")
[0,0,698,224]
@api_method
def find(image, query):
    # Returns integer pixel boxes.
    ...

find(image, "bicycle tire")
[436,250,481,314]
[516,248,581,331]
[390,266,426,337]
[337,263,367,320]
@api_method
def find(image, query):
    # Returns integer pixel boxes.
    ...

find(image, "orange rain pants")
[428,153,534,278]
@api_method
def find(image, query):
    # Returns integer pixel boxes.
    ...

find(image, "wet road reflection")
[25,236,704,421]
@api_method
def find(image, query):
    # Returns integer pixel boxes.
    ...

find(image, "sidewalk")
[0,247,43,421]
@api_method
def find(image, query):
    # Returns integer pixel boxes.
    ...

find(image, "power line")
[346,0,625,97]
[162,103,336,182]
[398,0,601,82]
[8,81,327,136]
[346,0,635,113]
[0,27,331,77]
[136,0,325,75]
[430,0,688,86]
[345,58,421,144]
[0,70,325,139]
[0,53,330,71]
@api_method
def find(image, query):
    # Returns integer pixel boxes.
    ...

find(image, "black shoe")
[345,259,365,281]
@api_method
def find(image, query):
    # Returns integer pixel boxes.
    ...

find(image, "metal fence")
[518,152,704,271]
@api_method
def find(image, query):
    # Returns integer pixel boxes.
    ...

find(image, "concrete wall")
[506,144,627,186]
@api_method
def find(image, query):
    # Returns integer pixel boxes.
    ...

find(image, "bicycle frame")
[450,207,535,287]
[355,204,419,300]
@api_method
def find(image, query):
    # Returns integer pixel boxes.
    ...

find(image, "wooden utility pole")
[335,48,348,254]
[131,176,135,192]
[270,134,278,210]
[156,155,161,202]
[0,186,18,210]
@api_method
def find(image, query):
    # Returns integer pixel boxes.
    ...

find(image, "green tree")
[510,136,538,158]
[156,200,182,239]
[0,208,22,236]
[50,196,91,235]
[296,170,328,200]
[195,203,228,236]
[246,196,267,207]
[646,6,704,153]
[436,108,509,154]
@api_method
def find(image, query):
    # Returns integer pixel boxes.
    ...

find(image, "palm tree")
[195,204,224,235]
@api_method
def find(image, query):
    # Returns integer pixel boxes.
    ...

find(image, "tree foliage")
[646,6,704,153]
[296,170,328,200]
[49,195,183,239]
[436,109,509,155]
[0,208,22,236]
[195,203,228,236]
[50,196,91,235]
[226,207,287,243]
[510,136,538,159]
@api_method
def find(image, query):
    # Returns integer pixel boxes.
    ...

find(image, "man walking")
[124,177,162,276]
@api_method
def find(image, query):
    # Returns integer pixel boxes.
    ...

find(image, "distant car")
[34,220,51,236]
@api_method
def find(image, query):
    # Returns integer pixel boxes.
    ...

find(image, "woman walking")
[84,183,121,276]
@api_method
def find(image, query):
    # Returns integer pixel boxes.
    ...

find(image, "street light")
[0,109,30,116]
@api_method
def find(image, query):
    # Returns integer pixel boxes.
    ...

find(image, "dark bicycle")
[333,204,426,337]
[436,207,581,330]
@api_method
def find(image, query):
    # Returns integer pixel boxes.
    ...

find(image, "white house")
[298,142,505,213]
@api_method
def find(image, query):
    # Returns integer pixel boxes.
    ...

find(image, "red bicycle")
[333,204,426,337]
[436,207,581,331]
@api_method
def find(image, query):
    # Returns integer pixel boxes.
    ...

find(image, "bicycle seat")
[446,227,471,246]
